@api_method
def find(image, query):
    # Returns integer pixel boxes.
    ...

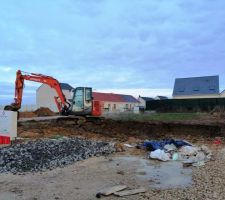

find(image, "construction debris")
[124,143,135,148]
[213,137,222,145]
[114,143,125,152]
[96,185,127,198]
[117,170,125,175]
[143,139,192,151]
[150,149,170,161]
[96,185,146,198]
[0,137,115,174]
[114,187,146,197]
[144,139,212,166]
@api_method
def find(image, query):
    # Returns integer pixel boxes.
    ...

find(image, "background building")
[155,96,168,100]
[173,75,220,99]
[36,83,74,112]
[36,84,139,113]
[138,96,154,109]
[93,92,139,113]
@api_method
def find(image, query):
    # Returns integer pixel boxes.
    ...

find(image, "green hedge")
[146,98,225,112]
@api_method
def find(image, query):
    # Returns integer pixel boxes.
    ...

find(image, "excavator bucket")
[4,103,20,111]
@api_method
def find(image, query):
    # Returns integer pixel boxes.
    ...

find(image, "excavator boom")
[4,70,71,115]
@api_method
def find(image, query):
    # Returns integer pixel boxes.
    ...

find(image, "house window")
[178,87,185,92]
[125,104,128,109]
[209,85,215,90]
[113,104,116,110]
[193,87,199,91]
[108,104,111,110]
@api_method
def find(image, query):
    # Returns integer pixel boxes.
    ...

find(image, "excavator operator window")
[85,88,92,101]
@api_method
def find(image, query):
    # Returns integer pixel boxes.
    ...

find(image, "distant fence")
[146,98,225,112]
[0,105,37,112]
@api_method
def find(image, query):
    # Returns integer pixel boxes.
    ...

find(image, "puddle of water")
[116,156,192,189]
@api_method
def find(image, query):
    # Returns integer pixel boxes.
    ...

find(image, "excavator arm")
[4,70,71,115]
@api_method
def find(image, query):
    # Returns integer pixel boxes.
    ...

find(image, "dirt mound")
[34,107,56,117]
[19,107,56,118]
[19,112,37,118]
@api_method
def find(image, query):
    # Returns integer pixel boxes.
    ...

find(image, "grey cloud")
[0,0,225,98]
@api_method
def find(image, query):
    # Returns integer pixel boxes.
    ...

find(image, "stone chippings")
[0,137,115,174]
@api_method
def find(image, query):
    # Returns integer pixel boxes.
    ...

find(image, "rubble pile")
[0,137,115,174]
[143,139,212,166]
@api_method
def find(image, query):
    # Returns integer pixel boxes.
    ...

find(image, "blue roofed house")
[173,75,220,99]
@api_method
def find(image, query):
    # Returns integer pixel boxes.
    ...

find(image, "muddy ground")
[18,116,225,143]
[1,116,225,199]
[1,146,225,200]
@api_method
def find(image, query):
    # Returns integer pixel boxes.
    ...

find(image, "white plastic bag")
[179,146,199,156]
[164,144,177,152]
[150,149,170,161]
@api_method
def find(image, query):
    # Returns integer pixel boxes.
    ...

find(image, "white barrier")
[0,110,17,138]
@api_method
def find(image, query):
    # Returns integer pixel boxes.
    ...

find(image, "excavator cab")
[70,87,93,115]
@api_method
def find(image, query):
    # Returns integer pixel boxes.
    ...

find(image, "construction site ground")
[1,112,225,199]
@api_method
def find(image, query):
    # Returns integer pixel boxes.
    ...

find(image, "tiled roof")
[173,75,219,96]
[93,92,139,103]
[60,83,74,91]
[156,96,168,100]
[122,95,139,103]
[140,96,154,101]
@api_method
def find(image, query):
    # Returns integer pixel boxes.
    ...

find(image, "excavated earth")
[17,117,225,142]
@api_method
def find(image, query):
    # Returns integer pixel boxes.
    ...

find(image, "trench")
[18,118,225,141]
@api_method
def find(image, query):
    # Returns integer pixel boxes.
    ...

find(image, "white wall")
[138,97,146,108]
[173,94,220,99]
[36,84,72,112]
[102,101,139,113]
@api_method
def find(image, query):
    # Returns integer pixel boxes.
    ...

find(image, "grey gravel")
[0,137,115,174]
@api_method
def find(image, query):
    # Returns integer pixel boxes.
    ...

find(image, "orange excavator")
[4,70,102,117]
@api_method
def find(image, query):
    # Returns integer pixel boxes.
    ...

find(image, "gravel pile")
[0,137,115,174]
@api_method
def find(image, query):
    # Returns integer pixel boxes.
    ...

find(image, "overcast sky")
[1,0,225,104]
